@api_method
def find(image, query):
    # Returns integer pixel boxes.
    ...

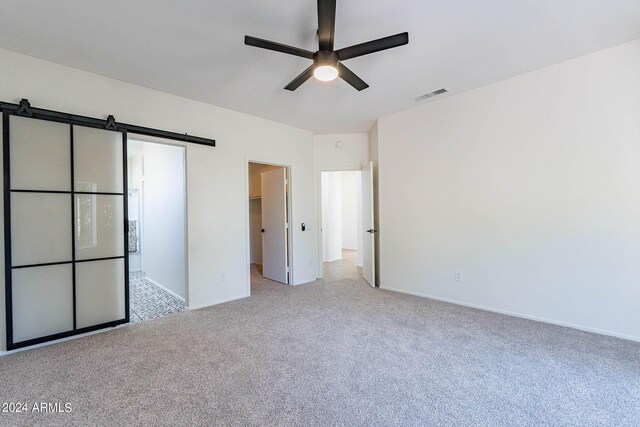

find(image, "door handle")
[367,229,378,233]
[261,229,265,233]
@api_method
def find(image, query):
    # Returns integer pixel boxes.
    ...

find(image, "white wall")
[321,172,342,262]
[314,133,369,276]
[340,172,358,250]
[127,143,143,272]
[321,171,362,265]
[314,134,369,171]
[340,172,362,266]
[141,142,186,300]
[377,40,640,341]
[0,48,317,350]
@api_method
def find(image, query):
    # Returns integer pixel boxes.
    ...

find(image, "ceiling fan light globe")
[313,65,339,82]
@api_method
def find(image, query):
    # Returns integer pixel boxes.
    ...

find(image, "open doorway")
[321,171,363,279]
[248,162,291,287]
[127,138,187,322]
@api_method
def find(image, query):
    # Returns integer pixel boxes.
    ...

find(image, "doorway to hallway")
[320,171,363,280]
[318,162,376,286]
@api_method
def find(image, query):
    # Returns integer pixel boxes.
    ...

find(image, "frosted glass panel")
[13,264,74,342]
[74,126,123,193]
[10,116,71,191]
[76,258,125,328]
[11,192,72,266]
[75,194,124,260]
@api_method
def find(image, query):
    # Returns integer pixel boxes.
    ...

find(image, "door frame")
[245,157,294,294]
[315,166,362,279]
[126,134,190,308]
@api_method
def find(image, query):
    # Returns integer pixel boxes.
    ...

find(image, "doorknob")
[367,229,378,233]
[261,229,265,233]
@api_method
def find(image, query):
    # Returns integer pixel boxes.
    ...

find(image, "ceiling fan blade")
[284,65,315,91]
[317,0,336,51]
[336,32,409,61]
[339,63,369,91]
[245,35,314,59]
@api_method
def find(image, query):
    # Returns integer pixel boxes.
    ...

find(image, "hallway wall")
[141,142,186,300]
[340,171,362,267]
[321,172,342,262]
[340,172,358,251]
[322,171,362,265]
[127,143,144,272]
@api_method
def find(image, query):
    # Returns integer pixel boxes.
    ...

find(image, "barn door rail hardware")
[1,99,215,147]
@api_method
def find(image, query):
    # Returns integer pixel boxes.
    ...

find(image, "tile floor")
[129,271,186,323]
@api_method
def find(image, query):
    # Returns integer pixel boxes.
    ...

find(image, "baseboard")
[380,286,640,343]
[323,257,342,263]
[188,294,250,311]
[145,276,186,302]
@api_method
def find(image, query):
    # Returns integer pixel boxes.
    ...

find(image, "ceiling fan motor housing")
[313,50,340,69]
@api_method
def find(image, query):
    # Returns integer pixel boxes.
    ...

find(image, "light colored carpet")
[0,264,639,426]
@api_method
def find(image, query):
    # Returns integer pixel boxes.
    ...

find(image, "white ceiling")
[1,0,639,133]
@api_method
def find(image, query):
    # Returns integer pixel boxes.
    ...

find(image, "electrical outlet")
[220,272,226,281]
[455,271,462,282]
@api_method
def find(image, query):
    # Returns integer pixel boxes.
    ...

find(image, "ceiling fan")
[244,0,409,91]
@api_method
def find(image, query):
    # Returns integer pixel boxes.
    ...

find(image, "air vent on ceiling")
[412,88,447,102]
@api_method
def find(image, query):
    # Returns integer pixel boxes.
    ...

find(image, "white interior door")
[362,161,376,287]
[261,168,288,284]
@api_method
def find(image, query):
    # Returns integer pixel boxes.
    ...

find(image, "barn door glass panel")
[76,258,125,329]
[12,265,74,342]
[11,192,72,265]
[73,126,123,193]
[9,115,70,191]
[74,194,124,260]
